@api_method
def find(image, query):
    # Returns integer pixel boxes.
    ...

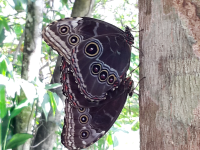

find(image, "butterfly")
[42,17,135,150]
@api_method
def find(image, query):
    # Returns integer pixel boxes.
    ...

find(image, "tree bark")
[14,0,43,150]
[32,0,94,149]
[139,0,200,149]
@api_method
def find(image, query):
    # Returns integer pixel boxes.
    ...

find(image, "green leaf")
[55,12,65,19]
[113,135,119,147]
[9,99,28,119]
[0,58,7,76]
[53,93,62,106]
[0,54,13,77]
[131,121,139,131]
[106,134,113,145]
[61,0,69,8]
[0,16,10,33]
[0,28,5,47]
[4,56,13,78]
[14,24,23,36]
[61,0,68,5]
[45,83,61,90]
[114,121,121,127]
[41,93,50,121]
[48,91,57,115]
[43,14,51,23]
[12,0,24,12]
[6,133,33,149]
[0,84,7,118]
[2,18,10,32]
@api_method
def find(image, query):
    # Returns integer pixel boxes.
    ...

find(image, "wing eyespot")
[98,70,108,82]
[78,107,86,113]
[80,130,90,139]
[69,35,80,45]
[84,42,99,57]
[107,74,116,85]
[79,115,89,124]
[59,25,69,35]
[91,64,101,75]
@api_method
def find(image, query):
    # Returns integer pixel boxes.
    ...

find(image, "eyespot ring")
[69,35,80,45]
[79,115,89,124]
[91,64,101,75]
[107,74,116,85]
[80,130,90,139]
[84,42,99,57]
[98,70,108,82]
[59,25,69,35]
[78,107,86,113]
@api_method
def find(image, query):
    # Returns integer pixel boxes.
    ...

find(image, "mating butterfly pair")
[42,17,135,150]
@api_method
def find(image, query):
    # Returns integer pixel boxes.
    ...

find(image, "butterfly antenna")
[131,23,139,30]
[133,77,146,90]
[129,63,140,76]
[131,46,144,56]
[131,29,144,32]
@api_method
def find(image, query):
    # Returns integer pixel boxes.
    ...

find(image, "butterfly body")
[42,17,134,150]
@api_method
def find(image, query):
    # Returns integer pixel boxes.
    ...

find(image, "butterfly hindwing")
[61,58,129,149]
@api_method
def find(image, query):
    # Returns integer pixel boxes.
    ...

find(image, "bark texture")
[139,0,200,149]
[32,0,94,149]
[15,0,43,150]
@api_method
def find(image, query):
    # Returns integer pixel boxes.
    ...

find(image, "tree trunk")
[15,0,43,150]
[139,0,200,149]
[32,0,94,149]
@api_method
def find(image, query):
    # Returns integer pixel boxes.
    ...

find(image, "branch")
[30,132,54,148]
[12,31,24,65]
[39,57,57,72]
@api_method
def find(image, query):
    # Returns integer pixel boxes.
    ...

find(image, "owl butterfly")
[42,17,135,150]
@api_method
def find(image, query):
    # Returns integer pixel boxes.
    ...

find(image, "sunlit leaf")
[53,92,63,111]
[131,121,139,131]
[6,133,33,149]
[20,79,37,103]
[106,133,113,145]
[0,58,7,76]
[113,135,119,147]
[9,99,28,119]
[0,28,5,47]
[45,83,61,90]
[0,16,10,33]
[42,93,50,121]
[12,0,25,12]
[48,91,57,115]
[14,24,23,36]
[0,84,7,118]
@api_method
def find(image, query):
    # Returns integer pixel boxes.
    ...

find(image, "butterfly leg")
[128,77,146,97]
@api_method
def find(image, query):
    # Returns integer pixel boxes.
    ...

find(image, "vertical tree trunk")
[139,0,200,149]
[32,0,94,149]
[15,0,43,150]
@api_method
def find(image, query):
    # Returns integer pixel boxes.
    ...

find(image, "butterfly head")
[124,26,134,46]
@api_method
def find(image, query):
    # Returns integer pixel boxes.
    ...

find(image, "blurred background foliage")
[0,0,139,149]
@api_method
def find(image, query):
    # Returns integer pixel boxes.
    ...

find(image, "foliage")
[0,0,139,149]
[0,54,62,150]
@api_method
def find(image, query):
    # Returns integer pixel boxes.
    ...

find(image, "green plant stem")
[0,118,2,150]
[3,116,10,150]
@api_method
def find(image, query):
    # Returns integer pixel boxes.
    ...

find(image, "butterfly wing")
[61,58,129,149]
[42,17,125,63]
[42,17,131,102]
[70,34,131,101]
